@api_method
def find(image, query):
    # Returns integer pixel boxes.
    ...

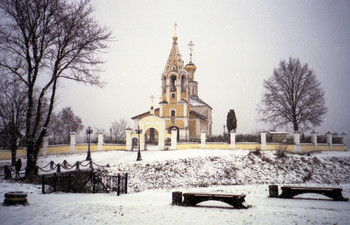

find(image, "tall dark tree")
[49,107,84,144]
[226,109,237,134]
[257,57,327,131]
[0,0,112,179]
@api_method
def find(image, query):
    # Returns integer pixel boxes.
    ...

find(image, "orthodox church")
[131,29,212,146]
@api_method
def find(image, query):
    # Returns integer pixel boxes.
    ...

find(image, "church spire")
[163,23,185,75]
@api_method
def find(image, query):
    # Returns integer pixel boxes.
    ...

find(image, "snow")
[1,149,350,225]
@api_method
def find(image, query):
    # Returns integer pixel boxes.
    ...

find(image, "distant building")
[131,29,212,147]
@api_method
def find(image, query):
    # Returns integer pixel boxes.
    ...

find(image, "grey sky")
[57,0,350,137]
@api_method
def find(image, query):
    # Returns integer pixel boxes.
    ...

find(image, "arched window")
[171,110,176,117]
[170,75,176,91]
[162,77,166,92]
[181,76,186,92]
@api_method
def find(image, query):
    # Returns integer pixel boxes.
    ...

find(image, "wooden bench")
[271,185,348,201]
[172,192,247,209]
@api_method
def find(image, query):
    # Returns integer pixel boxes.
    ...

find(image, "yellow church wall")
[300,144,316,151]
[189,120,197,138]
[76,144,98,151]
[332,145,346,151]
[177,143,201,149]
[317,144,331,151]
[102,144,126,151]
[162,104,186,117]
[236,143,261,150]
[206,143,231,149]
[47,145,70,154]
[165,119,184,130]
[180,91,187,100]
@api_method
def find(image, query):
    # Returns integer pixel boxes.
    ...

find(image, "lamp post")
[86,126,93,161]
[135,126,142,161]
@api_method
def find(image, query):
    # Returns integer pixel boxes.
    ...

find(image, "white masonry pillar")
[200,130,206,149]
[326,131,333,150]
[171,128,177,150]
[230,131,236,150]
[126,129,132,150]
[70,132,76,153]
[260,132,267,150]
[311,131,318,150]
[294,132,301,151]
[341,132,347,146]
[97,132,104,151]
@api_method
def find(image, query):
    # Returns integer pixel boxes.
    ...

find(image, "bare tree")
[0,0,112,179]
[257,57,327,131]
[49,107,84,144]
[0,76,27,165]
[110,119,128,143]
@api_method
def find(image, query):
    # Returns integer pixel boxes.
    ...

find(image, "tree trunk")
[11,148,16,166]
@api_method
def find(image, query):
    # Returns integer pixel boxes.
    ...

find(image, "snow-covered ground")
[1,149,350,225]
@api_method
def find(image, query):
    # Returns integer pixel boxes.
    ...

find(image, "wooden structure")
[3,191,28,206]
[172,192,248,209]
[269,185,348,201]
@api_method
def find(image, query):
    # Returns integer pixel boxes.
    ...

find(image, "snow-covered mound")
[103,150,350,192]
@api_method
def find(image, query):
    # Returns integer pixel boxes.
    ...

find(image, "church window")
[172,65,176,70]
[170,75,176,91]
[171,110,176,117]
[162,77,166,92]
[171,93,175,98]
[181,76,186,92]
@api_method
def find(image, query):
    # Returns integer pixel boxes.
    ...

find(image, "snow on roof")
[189,96,212,109]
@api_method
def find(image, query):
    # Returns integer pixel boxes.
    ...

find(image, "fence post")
[311,131,318,150]
[326,131,333,150]
[171,128,178,150]
[68,173,71,192]
[126,128,132,150]
[57,163,61,173]
[42,175,45,194]
[230,131,236,150]
[294,132,301,151]
[117,174,121,196]
[124,173,128,194]
[200,131,206,149]
[92,173,96,193]
[260,132,267,150]
[341,132,347,146]
[76,161,80,170]
[50,161,54,170]
[97,132,104,151]
[53,173,57,192]
[70,132,76,153]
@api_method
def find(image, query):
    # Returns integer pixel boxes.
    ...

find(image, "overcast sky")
[57,0,350,137]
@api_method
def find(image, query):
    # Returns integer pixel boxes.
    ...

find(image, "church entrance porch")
[145,128,159,151]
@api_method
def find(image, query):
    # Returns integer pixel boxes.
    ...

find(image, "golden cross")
[150,95,155,105]
[174,23,177,35]
[187,40,195,53]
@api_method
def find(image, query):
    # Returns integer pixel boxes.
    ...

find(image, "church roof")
[190,110,208,122]
[189,96,212,109]
[131,108,159,120]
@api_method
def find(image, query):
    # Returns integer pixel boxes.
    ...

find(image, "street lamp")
[86,126,93,161]
[135,126,142,161]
